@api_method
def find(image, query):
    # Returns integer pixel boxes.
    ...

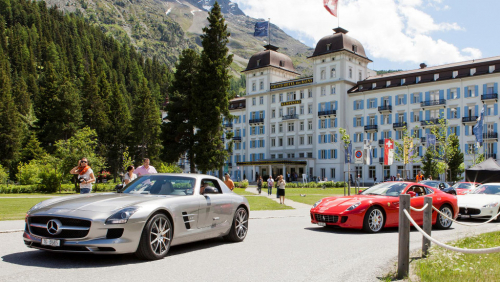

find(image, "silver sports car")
[23,174,250,260]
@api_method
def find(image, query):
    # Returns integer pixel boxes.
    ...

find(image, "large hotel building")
[181,27,499,183]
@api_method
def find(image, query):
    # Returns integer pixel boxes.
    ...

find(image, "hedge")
[285,181,347,188]
[234,180,249,188]
[0,182,118,194]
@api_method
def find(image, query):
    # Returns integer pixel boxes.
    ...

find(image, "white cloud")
[232,0,481,66]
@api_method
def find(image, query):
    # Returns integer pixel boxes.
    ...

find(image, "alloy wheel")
[149,217,171,256]
[439,207,453,228]
[235,208,248,239]
[368,209,384,232]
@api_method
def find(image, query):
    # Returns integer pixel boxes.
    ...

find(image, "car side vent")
[106,228,124,239]
[182,212,195,229]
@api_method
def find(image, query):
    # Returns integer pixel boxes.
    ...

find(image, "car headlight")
[105,207,139,224]
[313,200,322,208]
[346,202,361,211]
[482,202,499,208]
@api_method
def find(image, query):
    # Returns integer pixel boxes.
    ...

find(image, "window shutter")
[439,90,444,100]
[361,133,364,140]
[475,105,479,116]
[243,115,246,122]
[457,126,460,137]
[447,108,451,119]
[464,87,468,98]
[495,104,498,116]
[495,83,498,95]
[475,85,479,97]
[425,91,430,101]
[334,101,338,110]
[483,84,487,95]
[457,107,461,118]
[388,114,392,124]
[374,132,378,140]
[411,112,414,122]
[395,97,399,106]
[464,106,468,117]
[465,126,469,136]
[318,135,321,144]
[318,120,321,129]
[361,100,364,109]
[419,92,423,102]
[374,99,378,108]
[395,113,399,121]
[389,131,392,138]
[263,140,265,147]
[263,126,265,134]
[403,113,407,122]
[335,118,338,127]
[263,111,265,119]
[389,96,392,106]
[361,118,365,127]
[328,150,331,159]
[353,100,357,110]
[328,119,331,128]
[380,115,384,125]
[439,109,444,118]
[243,129,246,137]
[353,118,356,127]
[447,89,450,99]
[465,144,469,154]
[404,94,407,105]
[318,150,321,159]
[410,93,414,104]
[425,110,430,120]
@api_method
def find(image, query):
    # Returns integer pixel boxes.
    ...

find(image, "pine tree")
[192,2,233,174]
[422,147,438,180]
[448,134,464,181]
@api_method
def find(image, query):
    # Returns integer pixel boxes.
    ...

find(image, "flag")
[345,143,352,163]
[384,138,394,165]
[324,0,338,17]
[363,140,372,165]
[473,105,485,146]
[426,134,436,148]
[254,21,269,37]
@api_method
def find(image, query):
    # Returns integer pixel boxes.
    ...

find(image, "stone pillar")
[269,165,272,179]
[252,165,256,182]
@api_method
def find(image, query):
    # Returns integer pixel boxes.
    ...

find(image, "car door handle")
[213,217,219,220]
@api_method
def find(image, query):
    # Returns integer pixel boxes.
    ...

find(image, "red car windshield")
[360,182,407,197]
[453,183,475,189]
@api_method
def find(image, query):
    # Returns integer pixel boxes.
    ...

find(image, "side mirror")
[358,189,364,194]
[407,191,416,197]
[203,186,219,194]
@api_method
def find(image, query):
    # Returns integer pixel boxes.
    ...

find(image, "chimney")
[420,63,427,69]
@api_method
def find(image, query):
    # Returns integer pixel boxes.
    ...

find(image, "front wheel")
[362,206,385,233]
[135,213,172,260]
[434,205,453,229]
[224,207,248,242]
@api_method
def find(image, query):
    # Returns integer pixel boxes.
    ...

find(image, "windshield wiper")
[363,193,381,195]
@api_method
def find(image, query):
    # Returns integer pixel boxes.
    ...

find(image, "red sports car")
[310,182,458,233]
[452,182,480,195]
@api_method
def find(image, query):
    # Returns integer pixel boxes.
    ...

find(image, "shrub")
[0,164,7,184]
[16,161,41,185]
[239,179,249,188]
[307,182,316,188]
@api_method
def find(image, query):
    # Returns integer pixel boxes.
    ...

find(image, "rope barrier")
[409,203,428,212]
[432,206,500,226]
[403,209,500,254]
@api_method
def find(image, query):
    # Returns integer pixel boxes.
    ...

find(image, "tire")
[434,204,453,229]
[135,213,172,260]
[223,206,248,242]
[362,206,385,233]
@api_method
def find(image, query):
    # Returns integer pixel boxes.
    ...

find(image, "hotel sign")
[281,100,302,106]
[270,78,313,90]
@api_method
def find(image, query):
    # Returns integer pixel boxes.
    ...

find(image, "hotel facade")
[180,28,499,183]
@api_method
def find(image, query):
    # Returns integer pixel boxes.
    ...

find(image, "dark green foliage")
[422,147,438,180]
[448,135,464,181]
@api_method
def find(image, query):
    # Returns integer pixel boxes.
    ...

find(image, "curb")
[0,229,23,234]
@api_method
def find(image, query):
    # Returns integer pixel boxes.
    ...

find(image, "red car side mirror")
[358,189,364,194]
[407,191,416,197]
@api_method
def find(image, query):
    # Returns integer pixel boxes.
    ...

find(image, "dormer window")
[332,57,335,60]
[326,43,331,51]
[352,45,357,52]
[401,78,405,85]
[279,60,284,67]
[256,59,261,66]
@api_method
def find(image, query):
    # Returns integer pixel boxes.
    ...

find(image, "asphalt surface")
[1,205,500,282]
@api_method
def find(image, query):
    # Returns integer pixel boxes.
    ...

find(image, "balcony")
[393,122,407,130]
[232,136,242,142]
[462,116,478,124]
[378,105,392,113]
[420,99,446,109]
[485,153,497,159]
[282,114,299,121]
[223,123,233,128]
[318,110,337,118]
[364,125,378,132]
[249,118,264,125]
[420,137,426,144]
[483,132,498,141]
[378,139,385,146]
[481,93,498,103]
[420,118,440,127]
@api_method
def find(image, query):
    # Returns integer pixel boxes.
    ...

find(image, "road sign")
[355,150,363,164]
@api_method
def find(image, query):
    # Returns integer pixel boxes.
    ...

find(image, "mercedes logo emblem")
[46,219,62,235]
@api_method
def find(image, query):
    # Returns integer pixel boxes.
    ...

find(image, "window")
[326,43,331,51]
[369,99,375,109]
[331,118,337,128]
[369,166,376,179]
[300,122,304,131]
[259,111,263,119]
[450,126,459,135]
[450,89,457,99]
[333,133,337,142]
[272,94,275,103]
[308,135,313,145]
[355,166,362,178]
[259,96,264,104]
[256,59,261,66]
[412,93,419,104]
[271,124,275,133]
[299,153,305,158]
[359,71,362,81]
[321,87,326,96]
[288,122,295,132]
[383,114,390,124]
[308,104,313,114]
[308,121,313,130]
[412,166,421,179]
[279,123,283,133]
[300,90,304,99]
[352,45,357,52]
[321,70,326,80]
[279,93,283,102]
[320,120,326,129]
[320,150,327,159]
[331,68,336,78]
[383,166,391,179]
[398,113,404,123]
[300,105,304,115]
[259,125,264,134]
[271,154,276,159]
[259,81,264,90]
[355,100,362,110]
[330,86,336,95]
[349,68,353,78]
[356,117,362,127]
[331,168,335,178]
[413,111,420,122]
[252,97,256,105]
[369,116,376,125]
[279,60,284,67]
[487,85,494,94]
[450,107,458,119]
[308,89,313,98]
[468,86,475,97]
[278,138,283,147]
[278,154,284,158]
[398,95,404,105]
[252,83,256,91]
[300,136,304,145]
[272,109,276,118]
[279,108,283,117]
[288,137,294,146]
[486,105,494,116]
[287,91,296,101]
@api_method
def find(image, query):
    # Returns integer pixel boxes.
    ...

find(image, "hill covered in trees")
[0,0,169,180]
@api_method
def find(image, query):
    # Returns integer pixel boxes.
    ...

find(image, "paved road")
[1,208,499,282]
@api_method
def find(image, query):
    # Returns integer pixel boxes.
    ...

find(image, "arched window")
[260,81,264,90]
[331,68,336,78]
[252,83,256,91]
[349,68,353,79]
[321,70,326,80]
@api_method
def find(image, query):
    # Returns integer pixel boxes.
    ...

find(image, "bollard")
[397,194,411,279]
[422,197,433,258]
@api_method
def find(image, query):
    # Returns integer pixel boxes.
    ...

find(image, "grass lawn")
[412,231,500,281]
[0,193,71,197]
[0,198,51,220]
[285,188,360,205]
[232,188,255,196]
[243,196,293,211]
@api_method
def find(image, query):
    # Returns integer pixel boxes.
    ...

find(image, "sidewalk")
[244,186,311,220]
[0,220,24,233]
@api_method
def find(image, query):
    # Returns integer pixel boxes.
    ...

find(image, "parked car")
[419,180,457,195]
[452,182,481,195]
[457,183,500,221]
[310,182,458,233]
[23,174,250,260]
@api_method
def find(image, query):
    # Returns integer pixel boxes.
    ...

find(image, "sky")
[231,0,499,71]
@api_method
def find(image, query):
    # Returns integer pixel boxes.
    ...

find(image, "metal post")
[398,194,411,279]
[422,197,433,258]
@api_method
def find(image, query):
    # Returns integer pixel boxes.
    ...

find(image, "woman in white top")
[277,175,286,204]
[70,157,96,194]
[123,165,137,185]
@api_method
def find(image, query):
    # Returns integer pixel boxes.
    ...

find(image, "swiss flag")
[384,138,394,166]
[324,0,338,17]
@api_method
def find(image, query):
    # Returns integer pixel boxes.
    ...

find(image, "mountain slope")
[42,0,314,75]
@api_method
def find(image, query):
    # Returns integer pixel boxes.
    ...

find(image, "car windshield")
[470,184,500,195]
[360,182,408,197]
[122,175,196,196]
[453,183,475,189]
[420,181,439,188]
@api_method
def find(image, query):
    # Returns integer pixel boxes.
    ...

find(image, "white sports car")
[457,183,500,221]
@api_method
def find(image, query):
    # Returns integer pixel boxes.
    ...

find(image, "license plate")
[41,238,60,247]
[317,222,326,226]
[460,214,471,218]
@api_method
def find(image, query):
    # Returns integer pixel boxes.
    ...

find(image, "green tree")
[192,2,233,174]
[421,147,438,180]
[156,162,183,173]
[428,117,459,181]
[393,126,420,179]
[161,49,200,173]
[447,134,464,181]
[20,132,47,163]
[339,128,352,195]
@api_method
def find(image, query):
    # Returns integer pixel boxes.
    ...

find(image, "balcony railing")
[420,99,446,107]
[378,139,385,146]
[378,105,392,112]
[481,93,498,101]
[249,118,264,124]
[364,125,378,131]
[462,116,478,123]
[232,136,242,141]
[393,122,407,129]
[282,114,299,121]
[379,157,384,164]
[223,123,233,128]
[485,153,497,159]
[318,110,337,117]
[420,137,426,143]
[483,132,498,139]
[420,118,440,126]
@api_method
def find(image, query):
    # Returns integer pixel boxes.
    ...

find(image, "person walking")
[135,158,157,177]
[257,176,263,194]
[267,175,274,196]
[224,173,235,191]
[277,175,286,204]
[416,171,424,182]
[70,157,96,194]
[123,165,137,185]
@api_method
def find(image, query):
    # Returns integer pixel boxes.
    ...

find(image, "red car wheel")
[363,206,385,233]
